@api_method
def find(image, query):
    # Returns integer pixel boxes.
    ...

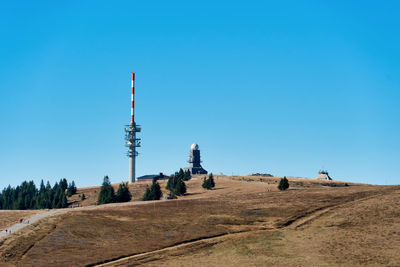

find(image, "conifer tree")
[142,186,152,201]
[183,170,191,181]
[60,178,68,192]
[166,172,179,191]
[67,181,77,197]
[278,177,289,191]
[202,173,215,190]
[178,168,185,180]
[174,178,186,196]
[143,178,162,201]
[209,173,215,188]
[39,180,45,194]
[71,181,77,194]
[151,179,163,200]
[45,181,52,209]
[166,171,187,196]
[116,182,132,202]
[202,176,210,189]
[60,191,68,208]
[97,176,116,205]
[166,174,176,191]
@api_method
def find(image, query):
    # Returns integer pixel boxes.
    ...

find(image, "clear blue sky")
[0,1,399,188]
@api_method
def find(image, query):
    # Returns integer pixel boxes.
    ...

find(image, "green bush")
[278,177,289,191]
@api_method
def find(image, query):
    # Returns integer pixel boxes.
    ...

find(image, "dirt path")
[287,191,390,230]
[92,231,253,267]
[2,180,396,266]
[0,176,311,241]
[0,196,202,243]
[0,210,60,239]
[90,189,395,267]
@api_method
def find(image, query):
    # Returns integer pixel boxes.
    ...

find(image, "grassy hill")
[0,175,399,266]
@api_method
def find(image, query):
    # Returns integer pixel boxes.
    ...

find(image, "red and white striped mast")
[125,72,141,183]
[131,72,135,123]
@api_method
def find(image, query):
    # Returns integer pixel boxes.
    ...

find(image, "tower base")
[189,167,208,175]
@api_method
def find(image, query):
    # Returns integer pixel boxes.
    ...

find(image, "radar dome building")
[187,143,208,175]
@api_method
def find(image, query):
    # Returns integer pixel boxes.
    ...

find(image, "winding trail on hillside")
[90,230,261,267]
[2,182,398,266]
[285,190,392,230]
[0,199,166,240]
[0,210,59,239]
[91,189,397,267]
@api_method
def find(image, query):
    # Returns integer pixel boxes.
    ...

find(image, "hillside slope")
[0,175,399,266]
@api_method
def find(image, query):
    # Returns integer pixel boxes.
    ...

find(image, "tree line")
[97,176,132,204]
[0,178,77,210]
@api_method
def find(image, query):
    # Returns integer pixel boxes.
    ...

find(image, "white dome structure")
[191,143,199,150]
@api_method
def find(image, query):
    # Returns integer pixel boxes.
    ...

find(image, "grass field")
[0,175,399,266]
[0,210,45,230]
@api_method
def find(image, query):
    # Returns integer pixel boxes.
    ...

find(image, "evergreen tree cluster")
[142,178,163,201]
[202,173,215,190]
[166,169,187,197]
[97,176,132,205]
[0,178,76,210]
[278,177,290,191]
[67,181,77,197]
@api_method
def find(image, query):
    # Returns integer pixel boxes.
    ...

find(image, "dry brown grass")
[67,174,356,207]
[0,214,61,263]
[67,180,169,206]
[0,210,45,230]
[147,189,400,267]
[0,175,398,266]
